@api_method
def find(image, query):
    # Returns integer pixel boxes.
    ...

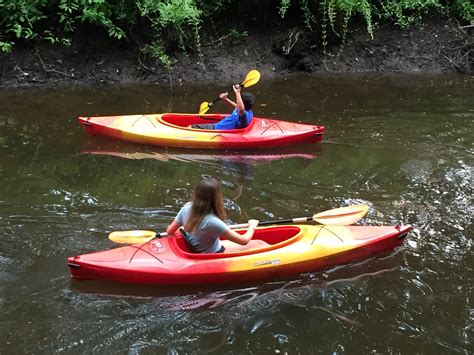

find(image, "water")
[0,74,472,353]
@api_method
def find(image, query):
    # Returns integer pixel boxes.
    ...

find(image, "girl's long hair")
[184,178,227,232]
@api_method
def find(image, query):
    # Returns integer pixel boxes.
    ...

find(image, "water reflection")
[62,255,403,353]
[79,137,322,164]
[70,253,402,300]
[80,138,322,201]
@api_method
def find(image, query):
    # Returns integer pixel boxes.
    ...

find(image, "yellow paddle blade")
[313,204,369,226]
[108,230,156,244]
[241,69,261,88]
[199,102,210,115]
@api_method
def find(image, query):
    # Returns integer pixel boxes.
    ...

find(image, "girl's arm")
[221,219,259,245]
[166,219,181,235]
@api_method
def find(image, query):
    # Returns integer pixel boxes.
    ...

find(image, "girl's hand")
[248,219,259,230]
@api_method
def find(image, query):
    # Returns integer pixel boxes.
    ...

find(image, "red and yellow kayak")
[78,113,324,149]
[67,224,411,285]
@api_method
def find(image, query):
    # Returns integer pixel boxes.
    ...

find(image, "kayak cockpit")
[159,113,254,132]
[172,225,303,259]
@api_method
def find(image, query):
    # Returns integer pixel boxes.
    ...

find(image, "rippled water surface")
[0,74,472,353]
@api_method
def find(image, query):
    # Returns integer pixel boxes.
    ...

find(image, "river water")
[0,74,472,353]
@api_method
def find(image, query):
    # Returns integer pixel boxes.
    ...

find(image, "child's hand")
[219,92,228,100]
[233,84,241,93]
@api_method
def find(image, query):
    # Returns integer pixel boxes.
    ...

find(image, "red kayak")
[67,224,411,285]
[78,113,325,149]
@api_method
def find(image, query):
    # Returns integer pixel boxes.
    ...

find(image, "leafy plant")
[0,41,13,52]
[0,0,471,57]
[137,0,203,67]
[451,0,474,23]
[378,0,443,28]
[143,39,172,68]
[0,0,48,40]
[57,0,128,39]
[138,0,201,48]
[279,0,292,17]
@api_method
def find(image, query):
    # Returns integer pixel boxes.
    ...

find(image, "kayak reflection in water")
[192,85,255,130]
[166,178,265,253]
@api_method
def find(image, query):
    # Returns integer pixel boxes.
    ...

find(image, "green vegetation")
[0,0,472,64]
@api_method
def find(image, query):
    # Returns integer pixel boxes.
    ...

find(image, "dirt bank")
[0,16,472,88]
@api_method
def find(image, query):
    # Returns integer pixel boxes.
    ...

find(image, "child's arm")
[219,92,237,109]
[233,85,245,116]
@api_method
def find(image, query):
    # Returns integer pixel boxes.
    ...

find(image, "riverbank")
[0,16,471,88]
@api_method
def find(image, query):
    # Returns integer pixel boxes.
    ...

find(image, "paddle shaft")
[231,216,311,229]
[207,80,246,109]
[202,70,259,112]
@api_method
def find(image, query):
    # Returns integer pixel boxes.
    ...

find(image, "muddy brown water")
[0,74,472,353]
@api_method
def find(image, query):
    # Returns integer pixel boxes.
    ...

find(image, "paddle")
[199,69,261,115]
[108,204,369,244]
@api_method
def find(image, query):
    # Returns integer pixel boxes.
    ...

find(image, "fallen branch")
[35,48,77,79]
[137,56,156,75]
[202,32,234,47]
[283,29,301,55]
[443,54,463,72]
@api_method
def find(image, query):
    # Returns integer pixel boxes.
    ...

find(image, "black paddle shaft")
[258,216,312,226]
[208,81,246,108]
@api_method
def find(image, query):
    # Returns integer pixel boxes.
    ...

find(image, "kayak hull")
[78,113,324,149]
[67,225,411,285]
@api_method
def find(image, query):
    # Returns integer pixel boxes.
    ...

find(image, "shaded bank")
[0,16,472,89]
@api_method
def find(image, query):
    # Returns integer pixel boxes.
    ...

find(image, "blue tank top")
[175,203,228,253]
